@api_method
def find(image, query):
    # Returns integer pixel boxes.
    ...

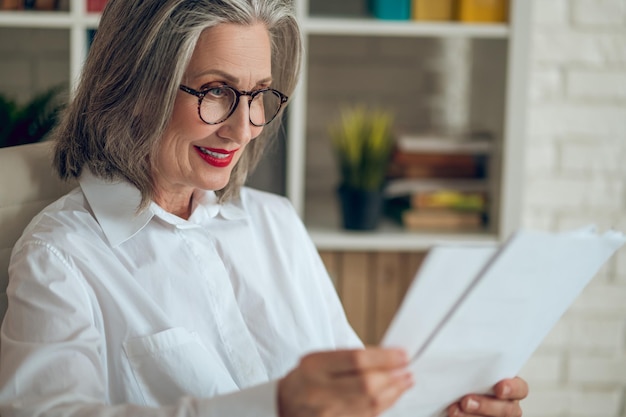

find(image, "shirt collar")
[79,170,247,247]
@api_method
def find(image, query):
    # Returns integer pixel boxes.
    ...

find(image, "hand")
[278,348,414,417]
[447,377,529,417]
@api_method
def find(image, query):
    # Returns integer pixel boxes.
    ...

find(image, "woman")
[0,1,527,416]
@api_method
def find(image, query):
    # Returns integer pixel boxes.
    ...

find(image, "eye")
[205,86,228,99]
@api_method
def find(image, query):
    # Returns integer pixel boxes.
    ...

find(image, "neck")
[154,191,194,220]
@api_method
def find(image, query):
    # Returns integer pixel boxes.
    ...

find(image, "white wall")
[519,1,626,416]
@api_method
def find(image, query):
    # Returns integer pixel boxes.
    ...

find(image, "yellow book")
[402,209,483,230]
[412,0,455,21]
[411,190,486,211]
[458,0,508,23]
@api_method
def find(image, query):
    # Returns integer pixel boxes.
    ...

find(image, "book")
[396,133,493,155]
[0,0,22,9]
[381,226,625,417]
[402,209,484,230]
[391,133,491,180]
[384,195,486,231]
[458,0,508,23]
[33,0,56,10]
[412,0,455,21]
[384,178,489,198]
[87,0,107,12]
[411,190,487,211]
[390,151,487,179]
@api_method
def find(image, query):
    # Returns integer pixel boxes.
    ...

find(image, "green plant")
[328,106,395,191]
[0,85,65,148]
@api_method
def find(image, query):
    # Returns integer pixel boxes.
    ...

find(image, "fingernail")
[502,385,511,397]
[466,398,479,411]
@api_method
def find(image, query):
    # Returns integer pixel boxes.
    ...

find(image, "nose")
[218,97,261,145]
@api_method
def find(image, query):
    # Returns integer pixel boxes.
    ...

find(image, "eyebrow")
[191,69,273,87]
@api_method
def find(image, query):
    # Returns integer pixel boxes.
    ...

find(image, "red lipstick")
[194,146,237,168]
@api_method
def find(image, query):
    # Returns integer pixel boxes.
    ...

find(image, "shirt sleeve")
[0,240,280,417]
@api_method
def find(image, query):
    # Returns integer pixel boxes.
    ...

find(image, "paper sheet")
[381,226,625,417]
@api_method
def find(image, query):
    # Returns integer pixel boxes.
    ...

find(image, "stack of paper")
[381,226,625,417]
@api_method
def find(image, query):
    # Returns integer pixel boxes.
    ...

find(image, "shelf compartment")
[304,188,494,250]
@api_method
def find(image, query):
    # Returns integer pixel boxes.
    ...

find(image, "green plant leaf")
[0,95,17,148]
[328,105,395,191]
[0,85,66,148]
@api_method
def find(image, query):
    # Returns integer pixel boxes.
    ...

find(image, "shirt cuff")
[196,379,279,417]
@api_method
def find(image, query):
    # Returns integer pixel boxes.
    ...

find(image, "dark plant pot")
[337,185,384,231]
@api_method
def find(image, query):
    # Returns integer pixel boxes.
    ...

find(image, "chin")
[199,176,231,192]
[196,164,237,191]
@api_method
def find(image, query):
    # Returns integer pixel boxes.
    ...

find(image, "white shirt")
[0,171,361,417]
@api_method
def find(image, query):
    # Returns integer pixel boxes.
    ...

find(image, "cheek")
[165,99,216,150]
[170,97,201,132]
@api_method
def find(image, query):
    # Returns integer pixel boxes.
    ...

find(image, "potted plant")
[0,85,65,149]
[329,105,395,230]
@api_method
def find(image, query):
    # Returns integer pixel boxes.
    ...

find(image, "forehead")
[186,22,272,83]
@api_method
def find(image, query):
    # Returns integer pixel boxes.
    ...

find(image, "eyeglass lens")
[200,86,283,126]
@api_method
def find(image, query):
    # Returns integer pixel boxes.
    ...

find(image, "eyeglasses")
[179,84,288,127]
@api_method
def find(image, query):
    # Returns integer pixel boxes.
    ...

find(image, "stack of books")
[384,132,492,232]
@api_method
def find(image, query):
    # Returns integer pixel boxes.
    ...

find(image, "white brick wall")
[568,70,626,100]
[572,0,626,26]
[521,1,626,416]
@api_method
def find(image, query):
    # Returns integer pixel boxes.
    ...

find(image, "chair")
[0,142,77,322]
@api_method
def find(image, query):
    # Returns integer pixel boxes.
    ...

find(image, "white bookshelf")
[0,0,532,251]
[290,0,532,250]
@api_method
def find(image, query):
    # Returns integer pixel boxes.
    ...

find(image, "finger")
[300,348,409,375]
[277,360,413,417]
[494,377,529,400]
[459,395,522,417]
[447,403,460,417]
[321,370,414,416]
[335,367,413,397]
[368,370,415,414]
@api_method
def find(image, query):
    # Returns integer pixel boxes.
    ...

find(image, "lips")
[194,146,238,168]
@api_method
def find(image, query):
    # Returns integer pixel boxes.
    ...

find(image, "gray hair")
[53,0,301,208]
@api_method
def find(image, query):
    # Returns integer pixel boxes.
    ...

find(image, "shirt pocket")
[123,327,237,406]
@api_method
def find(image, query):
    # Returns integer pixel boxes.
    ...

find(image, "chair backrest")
[0,142,77,322]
